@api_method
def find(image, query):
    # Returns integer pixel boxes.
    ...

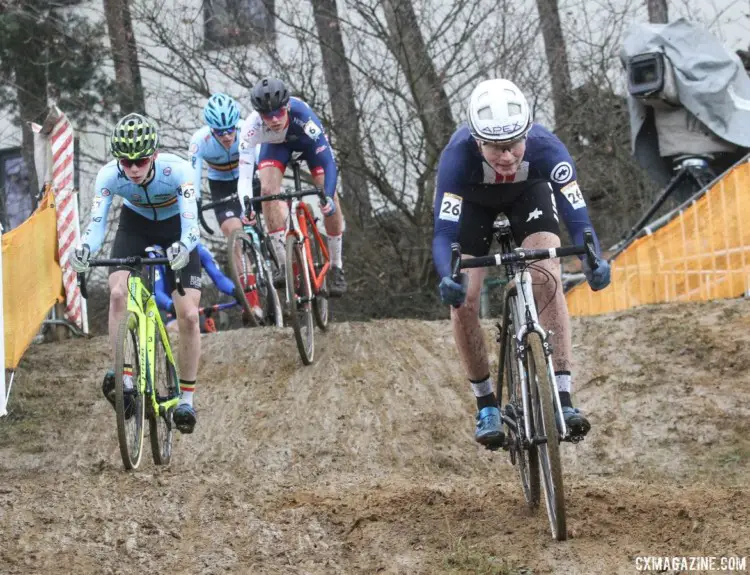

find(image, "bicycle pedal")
[566,433,586,444]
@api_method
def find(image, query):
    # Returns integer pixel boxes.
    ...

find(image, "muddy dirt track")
[1,299,749,574]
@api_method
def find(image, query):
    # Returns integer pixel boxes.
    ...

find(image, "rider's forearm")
[80,189,113,254]
[237,152,256,211]
[555,189,602,255]
[177,182,200,251]
[192,157,203,201]
[319,153,338,199]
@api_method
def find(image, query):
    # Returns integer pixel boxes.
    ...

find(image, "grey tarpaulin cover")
[621,18,750,185]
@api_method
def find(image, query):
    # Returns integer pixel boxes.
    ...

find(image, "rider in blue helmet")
[203,93,240,130]
[189,93,264,323]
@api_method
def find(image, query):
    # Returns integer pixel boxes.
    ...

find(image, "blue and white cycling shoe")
[474,406,505,447]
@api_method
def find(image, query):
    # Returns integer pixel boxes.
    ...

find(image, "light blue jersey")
[82,153,200,255]
[189,120,244,197]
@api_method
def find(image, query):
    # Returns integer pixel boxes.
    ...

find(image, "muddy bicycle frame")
[247,159,331,298]
[451,222,597,441]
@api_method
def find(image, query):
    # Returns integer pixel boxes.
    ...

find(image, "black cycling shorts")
[457,179,561,257]
[208,178,243,226]
[109,207,202,291]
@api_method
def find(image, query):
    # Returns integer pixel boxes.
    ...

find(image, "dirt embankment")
[1,299,749,574]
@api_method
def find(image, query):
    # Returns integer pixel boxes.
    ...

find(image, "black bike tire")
[114,311,145,470]
[148,325,177,466]
[528,331,567,541]
[285,236,314,364]
[503,294,540,509]
[309,225,329,331]
[227,229,259,327]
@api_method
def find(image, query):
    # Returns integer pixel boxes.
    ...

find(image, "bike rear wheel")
[527,331,566,541]
[148,325,178,466]
[114,312,145,470]
[285,235,314,364]
[502,295,540,509]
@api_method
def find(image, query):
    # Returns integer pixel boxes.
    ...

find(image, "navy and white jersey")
[237,97,337,204]
[82,153,200,255]
[432,123,599,278]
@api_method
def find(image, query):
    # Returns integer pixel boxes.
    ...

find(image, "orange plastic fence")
[566,160,750,316]
[2,189,63,368]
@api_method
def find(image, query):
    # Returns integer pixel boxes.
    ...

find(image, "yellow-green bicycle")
[78,248,181,470]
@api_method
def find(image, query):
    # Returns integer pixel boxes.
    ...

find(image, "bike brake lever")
[173,271,186,297]
[583,230,597,269]
[77,272,88,300]
[449,242,466,309]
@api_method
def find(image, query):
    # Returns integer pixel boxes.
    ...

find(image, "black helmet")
[250,77,290,114]
[110,113,159,159]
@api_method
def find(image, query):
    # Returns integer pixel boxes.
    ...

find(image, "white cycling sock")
[179,380,195,407]
[270,230,286,267]
[122,365,135,391]
[327,234,343,268]
[470,376,494,398]
[555,372,571,393]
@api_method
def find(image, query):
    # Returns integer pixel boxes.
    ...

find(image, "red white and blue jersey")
[237,97,337,204]
[433,123,599,278]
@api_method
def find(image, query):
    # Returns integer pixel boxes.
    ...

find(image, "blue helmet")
[203,93,240,130]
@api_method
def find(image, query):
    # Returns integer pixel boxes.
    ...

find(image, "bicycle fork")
[512,270,569,442]
[288,232,315,306]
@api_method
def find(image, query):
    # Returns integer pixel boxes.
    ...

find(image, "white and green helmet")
[110,113,159,160]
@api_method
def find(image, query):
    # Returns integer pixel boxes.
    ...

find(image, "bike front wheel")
[502,299,540,509]
[285,236,314,364]
[228,229,281,327]
[114,311,145,470]
[148,325,178,466]
[527,331,566,541]
[308,226,329,331]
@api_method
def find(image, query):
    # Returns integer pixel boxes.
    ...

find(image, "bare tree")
[100,0,646,317]
[310,0,372,225]
[15,51,46,203]
[535,0,573,135]
[103,0,146,114]
[647,0,668,23]
[380,0,456,224]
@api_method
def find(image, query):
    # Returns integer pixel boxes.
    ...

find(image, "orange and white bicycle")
[248,158,331,365]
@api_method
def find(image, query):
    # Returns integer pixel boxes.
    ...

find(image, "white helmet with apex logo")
[467,79,532,143]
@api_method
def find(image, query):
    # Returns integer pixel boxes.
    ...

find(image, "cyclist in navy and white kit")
[71,113,202,434]
[433,79,611,448]
[189,93,264,322]
[237,77,347,297]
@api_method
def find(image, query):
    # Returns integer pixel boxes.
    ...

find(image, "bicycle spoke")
[149,325,177,466]
[115,312,145,470]
[528,332,566,540]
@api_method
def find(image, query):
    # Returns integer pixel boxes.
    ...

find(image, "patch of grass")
[442,538,533,575]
